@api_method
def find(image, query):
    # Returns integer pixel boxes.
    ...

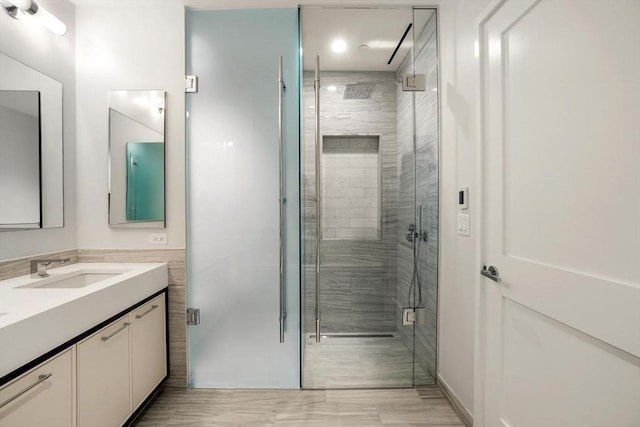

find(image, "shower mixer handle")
[406,224,415,242]
[406,224,427,243]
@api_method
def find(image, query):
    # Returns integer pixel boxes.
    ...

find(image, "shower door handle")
[278,55,286,344]
[314,55,322,343]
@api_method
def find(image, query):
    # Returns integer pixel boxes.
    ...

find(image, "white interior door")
[481,1,640,426]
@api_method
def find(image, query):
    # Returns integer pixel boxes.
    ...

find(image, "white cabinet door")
[0,349,74,427]
[130,293,166,410]
[481,0,640,426]
[77,315,131,427]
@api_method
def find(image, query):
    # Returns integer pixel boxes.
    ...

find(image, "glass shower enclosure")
[186,6,439,390]
[300,7,439,388]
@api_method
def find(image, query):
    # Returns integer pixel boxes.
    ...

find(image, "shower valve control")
[406,224,416,242]
[406,224,428,243]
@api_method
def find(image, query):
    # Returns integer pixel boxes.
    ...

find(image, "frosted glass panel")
[186,9,300,388]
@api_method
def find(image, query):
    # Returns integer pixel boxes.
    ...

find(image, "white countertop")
[0,262,168,378]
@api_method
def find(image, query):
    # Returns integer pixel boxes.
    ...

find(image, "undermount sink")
[18,270,127,289]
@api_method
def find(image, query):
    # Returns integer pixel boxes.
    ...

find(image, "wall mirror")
[0,53,64,230]
[108,90,166,228]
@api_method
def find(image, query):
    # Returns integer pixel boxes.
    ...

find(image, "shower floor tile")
[303,335,434,389]
[135,386,464,426]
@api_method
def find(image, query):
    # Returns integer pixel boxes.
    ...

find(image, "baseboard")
[437,374,473,427]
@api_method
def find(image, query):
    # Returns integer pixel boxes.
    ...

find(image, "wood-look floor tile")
[136,387,463,427]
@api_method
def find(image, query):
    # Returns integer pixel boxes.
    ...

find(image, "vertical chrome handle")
[0,373,52,409]
[278,56,286,344]
[314,55,322,343]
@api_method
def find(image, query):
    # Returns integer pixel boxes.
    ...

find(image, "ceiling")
[302,8,434,72]
[71,1,436,7]
[68,1,435,72]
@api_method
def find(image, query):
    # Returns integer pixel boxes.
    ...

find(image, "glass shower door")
[300,7,439,389]
[186,8,300,388]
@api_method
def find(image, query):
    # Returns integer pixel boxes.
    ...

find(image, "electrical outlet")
[149,233,167,245]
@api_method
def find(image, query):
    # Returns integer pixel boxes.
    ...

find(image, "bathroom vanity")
[0,262,168,427]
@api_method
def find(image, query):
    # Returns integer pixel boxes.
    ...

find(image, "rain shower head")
[343,83,376,99]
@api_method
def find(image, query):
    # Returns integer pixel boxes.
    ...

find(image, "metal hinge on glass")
[187,308,200,325]
[185,75,198,93]
[402,74,426,91]
[402,307,426,325]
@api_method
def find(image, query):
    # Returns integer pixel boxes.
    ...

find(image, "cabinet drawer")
[0,348,74,427]
[131,293,166,409]
[77,315,131,427]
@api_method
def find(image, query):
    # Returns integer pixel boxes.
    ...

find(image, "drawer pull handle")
[101,322,131,342]
[135,304,159,319]
[0,373,52,409]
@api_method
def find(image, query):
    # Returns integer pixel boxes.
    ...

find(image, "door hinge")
[402,307,426,325]
[187,308,200,325]
[402,73,426,91]
[185,75,198,93]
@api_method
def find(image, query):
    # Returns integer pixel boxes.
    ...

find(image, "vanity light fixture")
[1,0,67,36]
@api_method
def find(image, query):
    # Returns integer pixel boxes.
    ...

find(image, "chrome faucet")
[30,258,71,278]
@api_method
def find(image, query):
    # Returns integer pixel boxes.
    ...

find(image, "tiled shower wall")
[303,71,398,334]
[322,136,381,240]
[395,13,439,380]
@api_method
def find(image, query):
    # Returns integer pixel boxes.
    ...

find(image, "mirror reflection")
[0,53,64,230]
[108,90,166,227]
[0,91,41,229]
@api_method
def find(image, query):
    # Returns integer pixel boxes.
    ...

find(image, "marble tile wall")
[322,136,381,240]
[395,13,440,382]
[76,249,186,388]
[302,71,398,334]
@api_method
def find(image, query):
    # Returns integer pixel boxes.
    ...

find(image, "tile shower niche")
[322,135,381,240]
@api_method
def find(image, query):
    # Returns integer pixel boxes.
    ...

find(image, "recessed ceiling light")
[327,86,337,92]
[331,39,347,53]
[358,44,370,50]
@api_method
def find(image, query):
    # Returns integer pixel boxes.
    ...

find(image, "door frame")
[472,1,507,425]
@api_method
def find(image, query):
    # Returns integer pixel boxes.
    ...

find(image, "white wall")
[0,0,76,260]
[75,3,185,249]
[437,0,491,418]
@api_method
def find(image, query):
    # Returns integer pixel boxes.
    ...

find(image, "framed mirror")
[108,90,166,228]
[0,53,64,230]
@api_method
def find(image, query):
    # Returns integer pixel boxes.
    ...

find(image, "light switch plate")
[457,214,470,236]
